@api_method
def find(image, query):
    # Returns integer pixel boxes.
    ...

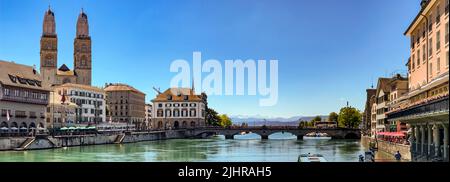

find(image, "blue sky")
[0,0,420,118]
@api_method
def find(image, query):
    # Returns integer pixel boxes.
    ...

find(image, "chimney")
[32,64,37,74]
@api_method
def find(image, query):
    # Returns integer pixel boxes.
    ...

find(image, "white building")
[151,88,206,130]
[48,83,105,127]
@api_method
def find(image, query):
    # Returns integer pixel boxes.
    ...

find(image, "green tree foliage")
[337,107,362,128]
[206,108,221,126]
[219,114,232,127]
[328,112,339,122]
[298,121,306,128]
[312,116,322,122]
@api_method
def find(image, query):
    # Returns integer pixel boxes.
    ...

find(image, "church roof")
[58,64,70,71]
[56,64,75,76]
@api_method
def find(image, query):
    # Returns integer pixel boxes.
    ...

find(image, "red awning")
[377,132,405,137]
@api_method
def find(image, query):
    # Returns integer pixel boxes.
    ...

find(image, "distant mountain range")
[230,115,329,126]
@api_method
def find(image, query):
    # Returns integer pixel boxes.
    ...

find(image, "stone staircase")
[14,137,36,151]
[114,134,125,144]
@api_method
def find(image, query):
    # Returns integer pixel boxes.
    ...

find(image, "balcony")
[387,96,449,121]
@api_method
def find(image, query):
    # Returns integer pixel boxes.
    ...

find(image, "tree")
[312,116,322,122]
[298,121,306,128]
[206,108,221,126]
[337,107,362,128]
[328,112,338,122]
[219,114,232,127]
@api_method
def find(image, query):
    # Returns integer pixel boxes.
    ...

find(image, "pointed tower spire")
[76,8,89,38]
[43,5,56,36]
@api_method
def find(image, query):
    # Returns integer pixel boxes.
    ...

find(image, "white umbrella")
[0,127,8,130]
[20,127,27,130]
[11,127,18,130]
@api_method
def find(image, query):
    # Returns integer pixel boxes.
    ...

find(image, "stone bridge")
[187,126,361,140]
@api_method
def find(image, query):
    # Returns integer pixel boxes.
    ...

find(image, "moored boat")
[298,153,327,162]
[303,132,331,140]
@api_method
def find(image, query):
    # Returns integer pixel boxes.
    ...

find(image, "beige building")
[370,101,377,138]
[375,77,393,133]
[0,60,50,134]
[47,83,105,128]
[104,83,146,130]
[40,8,92,86]
[387,0,449,162]
[145,103,152,129]
[151,88,207,130]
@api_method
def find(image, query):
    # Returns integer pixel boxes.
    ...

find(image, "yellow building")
[387,0,449,162]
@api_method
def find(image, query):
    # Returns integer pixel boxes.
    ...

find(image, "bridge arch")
[344,132,360,139]
[267,131,297,139]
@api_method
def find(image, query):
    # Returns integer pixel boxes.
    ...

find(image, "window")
[436,31,441,51]
[428,14,433,31]
[412,55,415,69]
[446,0,449,15]
[417,50,420,66]
[4,88,10,96]
[422,45,426,62]
[446,22,449,44]
[429,38,433,56]
[437,57,441,73]
[436,5,441,24]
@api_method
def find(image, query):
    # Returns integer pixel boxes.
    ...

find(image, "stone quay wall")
[0,130,192,151]
[361,135,411,161]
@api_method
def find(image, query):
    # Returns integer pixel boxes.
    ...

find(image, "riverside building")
[0,60,50,135]
[151,88,207,130]
[387,0,449,162]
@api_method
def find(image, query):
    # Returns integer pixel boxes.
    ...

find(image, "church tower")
[74,9,92,85]
[40,7,57,85]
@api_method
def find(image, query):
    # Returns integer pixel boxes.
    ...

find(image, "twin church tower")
[40,7,92,86]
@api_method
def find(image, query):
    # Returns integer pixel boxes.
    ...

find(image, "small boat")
[298,154,327,162]
[303,132,332,140]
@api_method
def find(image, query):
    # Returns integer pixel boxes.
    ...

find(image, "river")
[0,133,397,162]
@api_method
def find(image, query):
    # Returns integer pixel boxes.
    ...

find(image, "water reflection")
[1,133,375,162]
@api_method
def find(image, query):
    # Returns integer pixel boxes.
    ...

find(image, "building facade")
[151,88,206,130]
[387,0,449,162]
[104,83,146,130]
[40,8,92,86]
[145,103,152,129]
[0,60,50,135]
[362,88,376,136]
[375,78,393,133]
[48,83,105,128]
[385,74,409,133]
[370,101,377,137]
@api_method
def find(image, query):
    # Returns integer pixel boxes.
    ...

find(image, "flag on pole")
[6,110,10,121]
